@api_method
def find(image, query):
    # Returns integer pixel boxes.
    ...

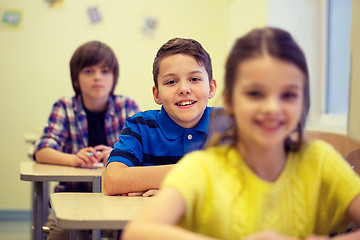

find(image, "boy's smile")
[175,100,196,107]
[153,54,216,129]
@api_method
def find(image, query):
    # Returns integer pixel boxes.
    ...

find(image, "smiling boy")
[104,38,226,197]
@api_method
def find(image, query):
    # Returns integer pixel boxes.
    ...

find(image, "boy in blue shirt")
[104,38,227,197]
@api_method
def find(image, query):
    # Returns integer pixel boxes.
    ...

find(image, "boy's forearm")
[104,162,175,195]
[35,148,75,166]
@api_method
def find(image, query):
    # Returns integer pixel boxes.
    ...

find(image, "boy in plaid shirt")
[33,41,139,240]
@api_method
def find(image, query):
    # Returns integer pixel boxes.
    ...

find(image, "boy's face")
[78,61,114,109]
[153,54,216,128]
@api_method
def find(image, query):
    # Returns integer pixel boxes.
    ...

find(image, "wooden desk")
[50,193,150,240]
[20,162,104,240]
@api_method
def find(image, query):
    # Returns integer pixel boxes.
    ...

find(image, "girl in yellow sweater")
[122,27,360,240]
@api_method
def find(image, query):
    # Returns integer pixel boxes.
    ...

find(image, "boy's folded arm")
[35,148,77,166]
[103,161,175,196]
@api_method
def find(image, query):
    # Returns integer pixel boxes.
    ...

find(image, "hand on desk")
[93,145,112,166]
[123,189,159,197]
[76,145,112,168]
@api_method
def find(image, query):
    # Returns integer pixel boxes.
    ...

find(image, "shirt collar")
[73,95,114,116]
[157,106,210,140]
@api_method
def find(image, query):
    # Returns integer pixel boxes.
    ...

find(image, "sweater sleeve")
[315,141,360,234]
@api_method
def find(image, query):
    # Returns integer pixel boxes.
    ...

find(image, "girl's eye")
[247,91,263,99]
[282,92,298,100]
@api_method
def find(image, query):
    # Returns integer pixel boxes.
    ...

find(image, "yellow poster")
[0,9,23,30]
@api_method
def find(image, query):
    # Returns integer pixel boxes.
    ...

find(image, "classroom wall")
[0,0,322,212]
[348,0,360,141]
[0,0,268,211]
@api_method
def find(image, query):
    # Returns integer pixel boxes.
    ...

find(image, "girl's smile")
[228,55,304,151]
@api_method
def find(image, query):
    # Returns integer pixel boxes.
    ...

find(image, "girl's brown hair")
[210,27,310,152]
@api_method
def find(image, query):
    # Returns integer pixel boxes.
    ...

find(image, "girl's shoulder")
[179,145,234,169]
[292,139,344,169]
[300,139,340,156]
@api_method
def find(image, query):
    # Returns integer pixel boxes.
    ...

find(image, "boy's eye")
[102,68,111,74]
[190,77,200,82]
[165,80,176,85]
[82,69,93,74]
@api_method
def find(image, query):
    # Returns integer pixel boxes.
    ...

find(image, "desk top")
[20,161,104,182]
[50,193,150,229]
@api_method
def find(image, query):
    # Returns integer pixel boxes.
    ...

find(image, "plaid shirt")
[33,95,139,192]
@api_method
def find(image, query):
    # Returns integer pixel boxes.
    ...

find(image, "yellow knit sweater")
[162,140,360,240]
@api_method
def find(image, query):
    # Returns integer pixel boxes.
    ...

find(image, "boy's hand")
[126,189,159,197]
[74,147,99,168]
[94,145,113,166]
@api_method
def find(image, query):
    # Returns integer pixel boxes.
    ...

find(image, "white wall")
[0,0,326,212]
[0,0,230,211]
[267,0,326,131]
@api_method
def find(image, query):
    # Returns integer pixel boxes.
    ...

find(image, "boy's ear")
[208,79,217,99]
[152,86,162,105]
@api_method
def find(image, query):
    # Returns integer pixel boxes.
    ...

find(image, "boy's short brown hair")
[152,38,213,89]
[70,41,119,96]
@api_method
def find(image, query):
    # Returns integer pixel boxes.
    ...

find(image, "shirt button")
[188,134,192,140]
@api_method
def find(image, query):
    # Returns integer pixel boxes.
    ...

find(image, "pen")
[87,151,101,156]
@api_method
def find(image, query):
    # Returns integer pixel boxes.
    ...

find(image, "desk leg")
[92,229,101,240]
[70,229,76,240]
[43,182,49,225]
[92,176,101,240]
[32,182,43,240]
[92,176,101,193]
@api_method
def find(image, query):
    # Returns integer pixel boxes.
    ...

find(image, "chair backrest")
[304,130,360,157]
[101,169,106,194]
[346,148,360,176]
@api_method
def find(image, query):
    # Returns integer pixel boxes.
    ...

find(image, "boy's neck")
[82,95,109,112]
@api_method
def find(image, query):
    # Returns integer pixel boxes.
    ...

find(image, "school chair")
[346,148,360,176]
[304,130,360,158]
[346,148,360,232]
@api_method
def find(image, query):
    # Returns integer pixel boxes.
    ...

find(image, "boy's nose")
[94,70,102,80]
[178,82,191,95]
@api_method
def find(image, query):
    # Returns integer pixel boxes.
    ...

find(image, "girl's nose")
[262,97,280,114]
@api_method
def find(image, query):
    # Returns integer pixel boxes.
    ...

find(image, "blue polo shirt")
[108,106,228,167]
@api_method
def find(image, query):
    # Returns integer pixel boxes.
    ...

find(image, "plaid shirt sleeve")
[33,98,72,159]
[124,97,140,118]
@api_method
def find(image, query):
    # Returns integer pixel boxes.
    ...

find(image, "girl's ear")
[152,86,162,105]
[223,92,233,115]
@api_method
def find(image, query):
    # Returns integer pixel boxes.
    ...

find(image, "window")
[326,0,352,114]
